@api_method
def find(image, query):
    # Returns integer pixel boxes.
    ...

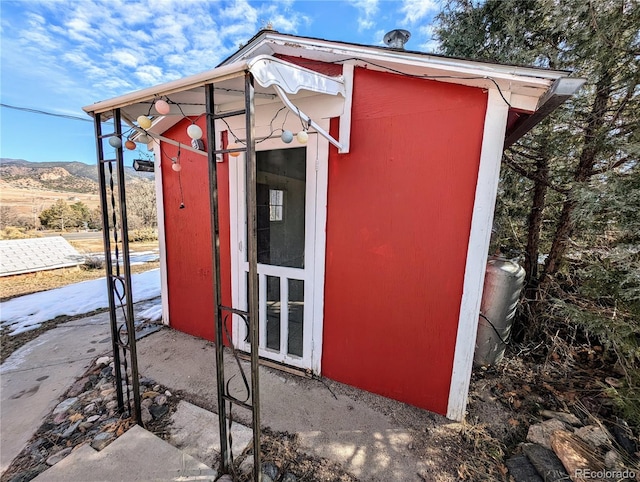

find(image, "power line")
[0,103,93,123]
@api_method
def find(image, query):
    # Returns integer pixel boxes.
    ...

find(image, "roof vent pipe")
[383,29,411,49]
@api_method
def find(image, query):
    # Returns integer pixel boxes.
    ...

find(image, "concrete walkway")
[2,309,440,481]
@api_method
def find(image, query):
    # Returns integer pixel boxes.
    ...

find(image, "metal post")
[205,83,232,472]
[94,112,125,412]
[245,72,262,482]
[113,108,142,424]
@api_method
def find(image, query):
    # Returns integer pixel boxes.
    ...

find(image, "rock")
[53,412,68,425]
[282,472,298,482]
[142,390,160,399]
[575,425,610,448]
[217,476,233,482]
[62,420,81,438]
[540,410,581,426]
[141,398,153,409]
[100,388,116,398]
[139,376,155,385]
[91,432,115,451]
[262,462,279,480]
[53,397,78,415]
[505,455,543,482]
[84,403,97,414]
[239,456,254,475]
[95,356,111,367]
[262,476,274,482]
[611,418,637,455]
[141,407,153,424]
[149,404,168,419]
[154,395,167,406]
[527,419,567,450]
[522,444,569,482]
[79,421,94,431]
[165,390,172,397]
[67,377,92,397]
[98,383,112,391]
[86,415,100,423]
[106,400,119,410]
[604,449,622,469]
[153,384,161,392]
[46,447,73,466]
[550,430,605,478]
[100,366,113,377]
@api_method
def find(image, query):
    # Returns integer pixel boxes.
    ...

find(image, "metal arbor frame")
[92,108,142,424]
[91,72,263,481]
[206,73,262,481]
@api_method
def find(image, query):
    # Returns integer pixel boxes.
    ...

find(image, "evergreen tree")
[435,0,640,371]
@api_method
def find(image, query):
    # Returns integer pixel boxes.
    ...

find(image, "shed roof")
[82,30,584,148]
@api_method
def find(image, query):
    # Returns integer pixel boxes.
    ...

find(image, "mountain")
[0,159,153,194]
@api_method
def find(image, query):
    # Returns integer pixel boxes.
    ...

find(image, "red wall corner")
[160,118,232,342]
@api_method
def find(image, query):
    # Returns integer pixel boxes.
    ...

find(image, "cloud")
[352,0,379,31]
[400,0,437,25]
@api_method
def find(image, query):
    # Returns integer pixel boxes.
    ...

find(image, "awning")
[82,55,350,152]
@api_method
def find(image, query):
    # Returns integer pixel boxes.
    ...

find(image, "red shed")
[83,31,583,420]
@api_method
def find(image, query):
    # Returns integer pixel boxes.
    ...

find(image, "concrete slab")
[169,400,253,466]
[1,301,163,474]
[136,329,430,481]
[0,312,111,473]
[32,425,217,482]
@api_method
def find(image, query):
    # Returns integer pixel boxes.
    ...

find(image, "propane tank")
[474,256,525,366]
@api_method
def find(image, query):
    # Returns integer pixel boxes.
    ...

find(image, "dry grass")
[1,238,160,301]
[0,261,160,301]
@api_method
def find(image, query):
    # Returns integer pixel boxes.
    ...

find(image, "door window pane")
[266,275,280,351]
[249,148,306,268]
[288,279,304,357]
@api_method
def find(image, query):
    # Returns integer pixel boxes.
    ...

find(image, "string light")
[154,99,171,115]
[109,136,122,148]
[125,140,136,150]
[137,115,152,129]
[187,124,203,140]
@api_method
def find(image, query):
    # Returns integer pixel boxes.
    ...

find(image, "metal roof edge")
[82,59,250,115]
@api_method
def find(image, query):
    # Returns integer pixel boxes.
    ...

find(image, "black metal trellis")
[207,72,262,481]
[93,109,142,424]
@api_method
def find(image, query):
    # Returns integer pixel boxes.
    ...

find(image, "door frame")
[228,120,329,374]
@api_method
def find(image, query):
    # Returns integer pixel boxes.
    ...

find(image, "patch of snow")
[138,303,163,323]
[1,269,160,336]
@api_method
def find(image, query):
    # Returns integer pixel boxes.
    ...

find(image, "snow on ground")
[89,251,160,266]
[1,269,161,336]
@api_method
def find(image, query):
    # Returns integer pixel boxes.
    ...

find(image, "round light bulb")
[281,130,293,144]
[125,140,136,150]
[187,124,203,140]
[172,162,182,172]
[228,142,241,157]
[108,136,122,148]
[137,115,152,129]
[296,130,309,144]
[154,99,170,115]
[137,133,151,144]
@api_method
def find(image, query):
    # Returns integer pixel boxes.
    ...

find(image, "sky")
[0,0,441,165]
[1,268,162,335]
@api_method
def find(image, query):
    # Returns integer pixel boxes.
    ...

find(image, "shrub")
[128,228,158,243]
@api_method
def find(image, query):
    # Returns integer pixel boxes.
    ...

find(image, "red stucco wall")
[322,67,488,415]
[160,118,231,342]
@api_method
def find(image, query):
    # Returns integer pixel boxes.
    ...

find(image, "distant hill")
[0,159,153,194]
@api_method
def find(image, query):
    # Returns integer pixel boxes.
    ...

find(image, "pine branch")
[502,152,569,194]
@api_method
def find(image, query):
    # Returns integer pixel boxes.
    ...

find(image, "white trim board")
[153,141,170,326]
[447,88,511,421]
